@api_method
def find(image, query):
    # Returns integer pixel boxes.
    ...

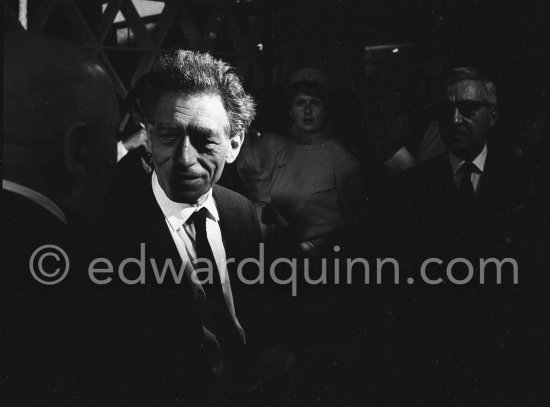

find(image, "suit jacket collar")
[448,144,488,177]
[432,146,494,199]
[141,180,241,266]
[151,172,219,233]
[430,145,522,216]
[212,185,238,261]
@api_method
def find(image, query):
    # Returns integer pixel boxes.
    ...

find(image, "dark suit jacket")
[377,146,548,404]
[395,145,530,262]
[2,191,85,404]
[84,158,263,404]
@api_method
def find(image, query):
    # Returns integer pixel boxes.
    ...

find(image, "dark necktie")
[189,208,244,355]
[458,161,477,205]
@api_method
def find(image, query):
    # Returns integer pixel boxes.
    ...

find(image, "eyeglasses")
[440,101,494,119]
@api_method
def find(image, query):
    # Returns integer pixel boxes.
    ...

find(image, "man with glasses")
[396,66,528,255]
[439,67,497,191]
[386,67,535,403]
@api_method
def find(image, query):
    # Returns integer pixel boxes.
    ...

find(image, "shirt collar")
[2,179,68,225]
[152,172,219,232]
[448,144,488,176]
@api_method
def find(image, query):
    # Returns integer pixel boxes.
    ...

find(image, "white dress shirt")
[151,173,243,337]
[448,144,488,193]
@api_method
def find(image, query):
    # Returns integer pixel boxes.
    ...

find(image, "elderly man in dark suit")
[397,67,529,261]
[384,67,542,404]
[92,50,292,405]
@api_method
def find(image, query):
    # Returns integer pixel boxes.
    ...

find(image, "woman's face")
[289,93,325,133]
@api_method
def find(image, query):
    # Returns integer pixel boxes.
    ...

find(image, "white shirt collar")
[151,172,219,232]
[2,179,68,225]
[448,144,488,176]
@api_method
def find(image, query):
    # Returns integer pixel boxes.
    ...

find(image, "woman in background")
[267,68,365,257]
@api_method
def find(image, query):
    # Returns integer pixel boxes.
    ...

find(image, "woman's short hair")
[286,80,327,106]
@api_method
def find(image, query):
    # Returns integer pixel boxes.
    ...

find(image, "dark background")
[3,0,549,404]
[5,0,549,118]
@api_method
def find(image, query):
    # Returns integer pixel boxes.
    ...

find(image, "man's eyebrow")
[156,122,184,130]
[187,123,218,137]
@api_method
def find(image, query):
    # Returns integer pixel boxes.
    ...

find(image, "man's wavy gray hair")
[444,66,497,106]
[137,49,256,139]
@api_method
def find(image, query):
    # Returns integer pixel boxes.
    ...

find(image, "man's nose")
[452,107,464,124]
[304,103,312,114]
[177,136,198,167]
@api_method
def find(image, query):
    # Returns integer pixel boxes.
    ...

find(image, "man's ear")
[64,122,93,183]
[144,122,153,149]
[488,107,498,127]
[225,131,244,164]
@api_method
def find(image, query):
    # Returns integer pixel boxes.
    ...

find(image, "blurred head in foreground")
[3,31,119,229]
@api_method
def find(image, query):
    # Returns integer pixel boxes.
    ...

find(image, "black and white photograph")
[3,0,549,405]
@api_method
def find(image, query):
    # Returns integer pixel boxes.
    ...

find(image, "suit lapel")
[475,146,526,220]
[212,186,237,260]
[212,186,247,300]
[476,147,500,205]
[435,152,458,198]
[423,152,460,214]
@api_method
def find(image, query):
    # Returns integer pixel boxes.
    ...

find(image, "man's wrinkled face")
[439,79,497,159]
[289,93,325,133]
[147,91,242,203]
